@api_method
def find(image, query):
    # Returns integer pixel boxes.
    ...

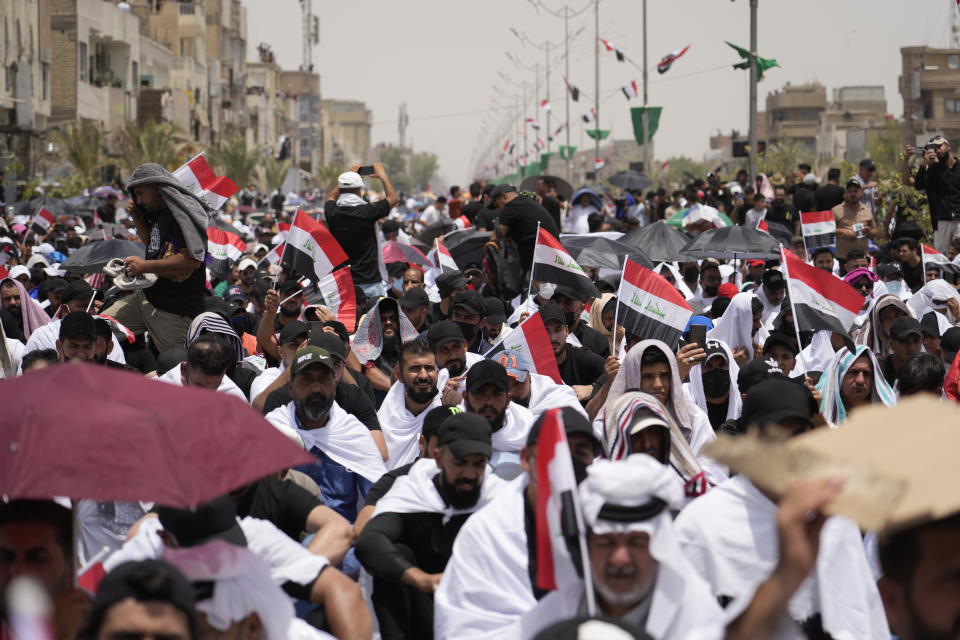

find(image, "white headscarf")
[687,340,742,423]
[707,292,759,358]
[655,263,694,300]
[907,279,960,328]
[853,294,912,357]
[351,298,418,363]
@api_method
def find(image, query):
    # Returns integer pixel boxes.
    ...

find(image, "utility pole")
[398,103,408,149]
[593,0,600,178]
[748,0,758,180]
[642,0,650,177]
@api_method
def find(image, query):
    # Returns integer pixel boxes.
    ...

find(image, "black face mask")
[572,457,589,485]
[702,368,731,398]
[703,285,719,298]
[407,385,438,404]
[683,266,700,282]
[456,321,478,342]
[279,305,300,318]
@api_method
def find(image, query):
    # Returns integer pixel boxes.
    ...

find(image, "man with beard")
[495,349,587,419]
[256,280,305,364]
[462,359,536,471]
[540,303,612,404]
[266,345,387,521]
[688,262,722,315]
[364,297,404,394]
[378,337,442,469]
[428,320,474,380]
[1,275,49,341]
[914,135,960,253]
[429,271,468,324]
[399,287,430,334]
[356,412,505,640]
[449,290,492,354]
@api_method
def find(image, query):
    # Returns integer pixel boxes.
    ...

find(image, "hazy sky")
[248,0,956,186]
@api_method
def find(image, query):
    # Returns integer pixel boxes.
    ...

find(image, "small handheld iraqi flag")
[922,244,951,273]
[800,210,836,249]
[258,243,284,270]
[280,210,348,283]
[532,228,599,300]
[594,158,605,171]
[615,258,693,347]
[31,207,54,235]
[781,247,862,336]
[304,267,357,332]
[206,228,247,279]
[484,311,562,384]
[535,408,596,607]
[582,108,597,123]
[434,238,459,273]
[657,45,690,74]
[599,38,625,62]
[540,99,552,112]
[172,153,239,210]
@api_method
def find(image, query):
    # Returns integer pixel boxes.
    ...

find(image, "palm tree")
[315,164,341,188]
[114,119,180,174]
[260,155,291,193]
[51,120,103,187]
[208,137,262,187]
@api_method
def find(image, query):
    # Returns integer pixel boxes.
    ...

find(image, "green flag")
[559,145,577,160]
[630,107,662,145]
[586,129,610,141]
[725,41,780,81]
[526,161,542,176]
[540,152,554,169]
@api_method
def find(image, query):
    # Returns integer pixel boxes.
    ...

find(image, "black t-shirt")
[556,344,606,387]
[461,200,484,225]
[706,399,728,430]
[765,203,796,227]
[815,184,844,211]
[541,196,562,231]
[882,354,899,387]
[475,207,499,231]
[363,462,415,507]
[143,211,207,318]
[263,379,381,430]
[916,159,960,222]
[121,346,158,374]
[574,322,610,358]
[324,199,391,284]
[499,196,562,269]
[234,477,322,541]
[901,258,925,293]
[794,188,817,213]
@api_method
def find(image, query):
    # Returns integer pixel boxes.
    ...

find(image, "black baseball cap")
[859,159,876,170]
[451,290,486,316]
[60,279,95,305]
[437,412,493,459]
[761,270,786,291]
[538,301,566,326]
[289,345,336,376]
[278,320,310,345]
[890,316,923,342]
[225,286,247,304]
[941,326,960,363]
[553,284,589,303]
[308,331,346,360]
[737,358,782,394]
[398,287,429,310]
[490,184,518,202]
[465,358,509,393]
[703,340,728,364]
[427,320,466,348]
[436,271,468,298]
[59,311,98,341]
[845,178,861,189]
[526,406,601,452]
[484,297,506,324]
[763,333,798,356]
[90,560,196,636]
[157,495,247,547]
[920,311,940,339]
[740,378,814,429]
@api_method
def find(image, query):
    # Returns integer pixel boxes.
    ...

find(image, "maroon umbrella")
[383,240,433,267]
[0,362,312,507]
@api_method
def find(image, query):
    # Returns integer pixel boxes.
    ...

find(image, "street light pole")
[748,0,758,180]
[593,0,600,178]
[642,0,650,177]
[565,9,572,182]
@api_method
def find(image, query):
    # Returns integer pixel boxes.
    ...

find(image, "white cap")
[237,258,258,273]
[251,243,268,255]
[338,171,364,190]
[802,173,819,185]
[8,265,29,280]
[35,243,55,255]
[43,264,64,277]
[26,254,49,269]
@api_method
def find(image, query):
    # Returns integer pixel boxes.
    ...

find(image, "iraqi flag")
[540,99,552,112]
[615,258,693,347]
[621,80,639,100]
[922,244,952,274]
[535,408,591,592]
[781,247,862,336]
[657,45,690,74]
[206,227,247,279]
[756,218,769,233]
[599,38,625,62]
[563,76,580,102]
[594,158,605,171]
[280,210,348,282]
[532,228,599,300]
[581,108,597,123]
[258,243,284,270]
[800,210,836,249]
[452,216,473,231]
[525,118,541,130]
[434,238,459,273]
[31,207,54,235]
[304,267,358,332]
[172,153,238,210]
[485,311,562,384]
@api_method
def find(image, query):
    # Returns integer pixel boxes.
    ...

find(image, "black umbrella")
[12,197,71,218]
[680,225,781,260]
[416,221,458,246]
[62,239,146,273]
[560,235,652,270]
[443,227,479,250]
[518,174,574,202]
[64,195,103,214]
[619,221,691,263]
[608,170,651,191]
[449,232,492,270]
[762,220,795,246]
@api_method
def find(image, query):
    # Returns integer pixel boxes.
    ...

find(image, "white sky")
[247,0,956,186]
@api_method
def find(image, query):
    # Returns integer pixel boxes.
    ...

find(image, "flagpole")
[526,221,542,308]
[781,248,808,360]
[592,0,601,178]
[611,260,626,356]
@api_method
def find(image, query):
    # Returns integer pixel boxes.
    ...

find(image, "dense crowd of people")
[2,137,960,640]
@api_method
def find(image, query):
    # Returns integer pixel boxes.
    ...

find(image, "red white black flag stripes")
[31,207,54,234]
[535,408,595,604]
[599,38,626,62]
[258,243,283,270]
[303,267,358,332]
[657,45,691,74]
[280,210,348,283]
[532,228,599,301]
[172,153,239,210]
[206,228,247,279]
[922,244,954,274]
[484,311,563,384]
[799,210,836,249]
[781,248,862,336]
[434,238,459,273]
[615,258,693,347]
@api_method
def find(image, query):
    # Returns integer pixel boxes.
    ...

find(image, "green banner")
[631,106,662,145]
[725,41,780,81]
[559,145,577,160]
[586,129,610,141]
[540,152,555,168]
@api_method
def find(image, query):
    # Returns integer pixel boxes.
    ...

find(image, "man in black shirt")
[766,186,797,230]
[551,285,610,358]
[540,302,606,401]
[356,412,500,639]
[536,176,563,230]
[882,316,923,387]
[913,135,960,253]
[894,237,925,293]
[460,182,484,224]
[473,184,498,231]
[324,162,398,299]
[814,168,844,211]
[794,173,819,214]
[105,163,209,352]
[493,184,562,272]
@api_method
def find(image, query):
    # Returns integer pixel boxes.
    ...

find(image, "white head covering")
[351,297,418,363]
[654,262,694,300]
[707,292,758,358]
[853,294,912,357]
[687,339,742,422]
[907,279,960,327]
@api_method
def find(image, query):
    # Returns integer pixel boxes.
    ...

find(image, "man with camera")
[909,135,960,253]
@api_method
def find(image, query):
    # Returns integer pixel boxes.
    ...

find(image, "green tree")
[51,121,103,188]
[659,156,709,189]
[379,147,406,177]
[114,119,180,174]
[315,164,341,188]
[867,120,905,175]
[756,138,813,183]
[260,155,291,193]
[208,137,262,186]
[408,152,439,189]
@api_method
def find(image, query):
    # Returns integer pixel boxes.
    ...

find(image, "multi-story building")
[321,98,371,166]
[281,69,321,174]
[0,0,52,177]
[766,83,827,152]
[203,0,246,144]
[244,44,288,154]
[900,46,960,147]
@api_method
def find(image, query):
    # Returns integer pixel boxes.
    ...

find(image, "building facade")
[900,46,960,147]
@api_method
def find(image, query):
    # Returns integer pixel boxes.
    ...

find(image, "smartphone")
[688,324,707,348]
[357,165,375,176]
[310,320,326,338]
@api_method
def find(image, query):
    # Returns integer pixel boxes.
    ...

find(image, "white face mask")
[885,281,902,296]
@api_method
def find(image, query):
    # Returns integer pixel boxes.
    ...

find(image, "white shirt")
[250,364,283,403]
[158,365,247,401]
[23,318,126,366]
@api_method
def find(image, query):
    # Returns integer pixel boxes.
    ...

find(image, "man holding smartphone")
[911,135,960,253]
[102,162,209,352]
[325,162,399,300]
[831,179,875,270]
